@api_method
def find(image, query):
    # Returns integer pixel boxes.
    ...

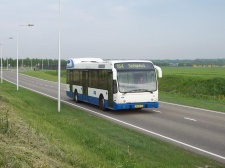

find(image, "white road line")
[160,101,224,115]
[153,110,162,113]
[184,117,197,122]
[4,78,225,162]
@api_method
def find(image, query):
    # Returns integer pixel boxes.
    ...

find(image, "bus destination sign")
[114,62,154,70]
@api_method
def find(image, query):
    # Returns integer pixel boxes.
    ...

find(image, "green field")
[161,67,225,78]
[22,69,67,83]
[0,81,224,167]
[159,67,225,112]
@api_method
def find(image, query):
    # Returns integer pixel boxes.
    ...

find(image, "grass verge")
[158,68,225,112]
[21,69,66,83]
[159,91,225,112]
[0,81,224,167]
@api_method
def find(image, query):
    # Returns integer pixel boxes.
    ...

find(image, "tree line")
[1,58,67,69]
[153,59,225,67]
[2,58,225,68]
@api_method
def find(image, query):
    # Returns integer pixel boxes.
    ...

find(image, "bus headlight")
[119,100,126,103]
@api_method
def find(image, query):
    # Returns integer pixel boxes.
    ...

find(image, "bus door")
[68,70,73,92]
[82,70,88,101]
[107,71,113,108]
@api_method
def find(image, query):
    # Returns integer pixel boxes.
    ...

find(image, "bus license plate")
[135,105,143,108]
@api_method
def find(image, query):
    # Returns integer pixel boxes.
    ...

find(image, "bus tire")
[99,96,106,111]
[74,90,80,103]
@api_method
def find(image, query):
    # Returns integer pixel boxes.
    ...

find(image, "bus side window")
[113,80,118,94]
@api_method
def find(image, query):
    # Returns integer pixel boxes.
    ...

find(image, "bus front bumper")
[113,102,159,110]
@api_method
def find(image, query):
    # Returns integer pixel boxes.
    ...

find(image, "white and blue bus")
[66,58,162,111]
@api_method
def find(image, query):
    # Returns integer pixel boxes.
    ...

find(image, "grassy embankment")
[22,69,67,84]
[0,81,224,167]
[159,67,225,112]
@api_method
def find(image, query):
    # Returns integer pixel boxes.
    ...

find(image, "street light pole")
[16,27,19,90]
[31,59,32,70]
[58,0,61,112]
[17,24,34,91]
[1,37,13,83]
[7,58,8,70]
[0,44,2,83]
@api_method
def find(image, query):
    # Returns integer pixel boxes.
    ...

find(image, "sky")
[0,0,225,60]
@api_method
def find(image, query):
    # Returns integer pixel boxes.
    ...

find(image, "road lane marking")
[160,101,225,115]
[3,78,225,162]
[184,117,197,122]
[153,110,162,113]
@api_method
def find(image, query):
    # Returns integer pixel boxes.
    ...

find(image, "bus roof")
[66,58,154,70]
[67,58,110,69]
[107,59,153,64]
[68,58,104,64]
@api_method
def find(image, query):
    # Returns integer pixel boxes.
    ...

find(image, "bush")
[159,75,225,100]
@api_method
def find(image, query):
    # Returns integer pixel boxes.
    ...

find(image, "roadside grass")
[0,81,224,167]
[159,91,225,112]
[158,67,225,112]
[161,67,225,79]
[21,69,66,83]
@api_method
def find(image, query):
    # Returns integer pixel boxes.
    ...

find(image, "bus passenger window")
[113,80,118,94]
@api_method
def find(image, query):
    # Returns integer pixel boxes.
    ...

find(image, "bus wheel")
[99,96,105,111]
[74,90,79,103]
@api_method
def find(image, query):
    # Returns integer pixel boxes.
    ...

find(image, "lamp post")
[0,37,13,83]
[7,58,8,70]
[58,0,61,112]
[17,24,34,90]
[31,59,32,70]
[0,43,2,83]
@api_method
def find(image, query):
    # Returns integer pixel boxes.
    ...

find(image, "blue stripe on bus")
[113,102,158,110]
[67,91,159,110]
[66,91,73,98]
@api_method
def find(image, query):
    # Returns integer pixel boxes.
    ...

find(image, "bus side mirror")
[154,65,162,78]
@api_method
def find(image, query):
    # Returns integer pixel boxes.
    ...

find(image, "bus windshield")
[117,70,157,93]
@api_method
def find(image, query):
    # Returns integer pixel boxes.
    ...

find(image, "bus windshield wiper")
[129,89,153,93]
[139,89,153,93]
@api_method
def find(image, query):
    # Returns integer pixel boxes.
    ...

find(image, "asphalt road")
[2,70,225,164]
